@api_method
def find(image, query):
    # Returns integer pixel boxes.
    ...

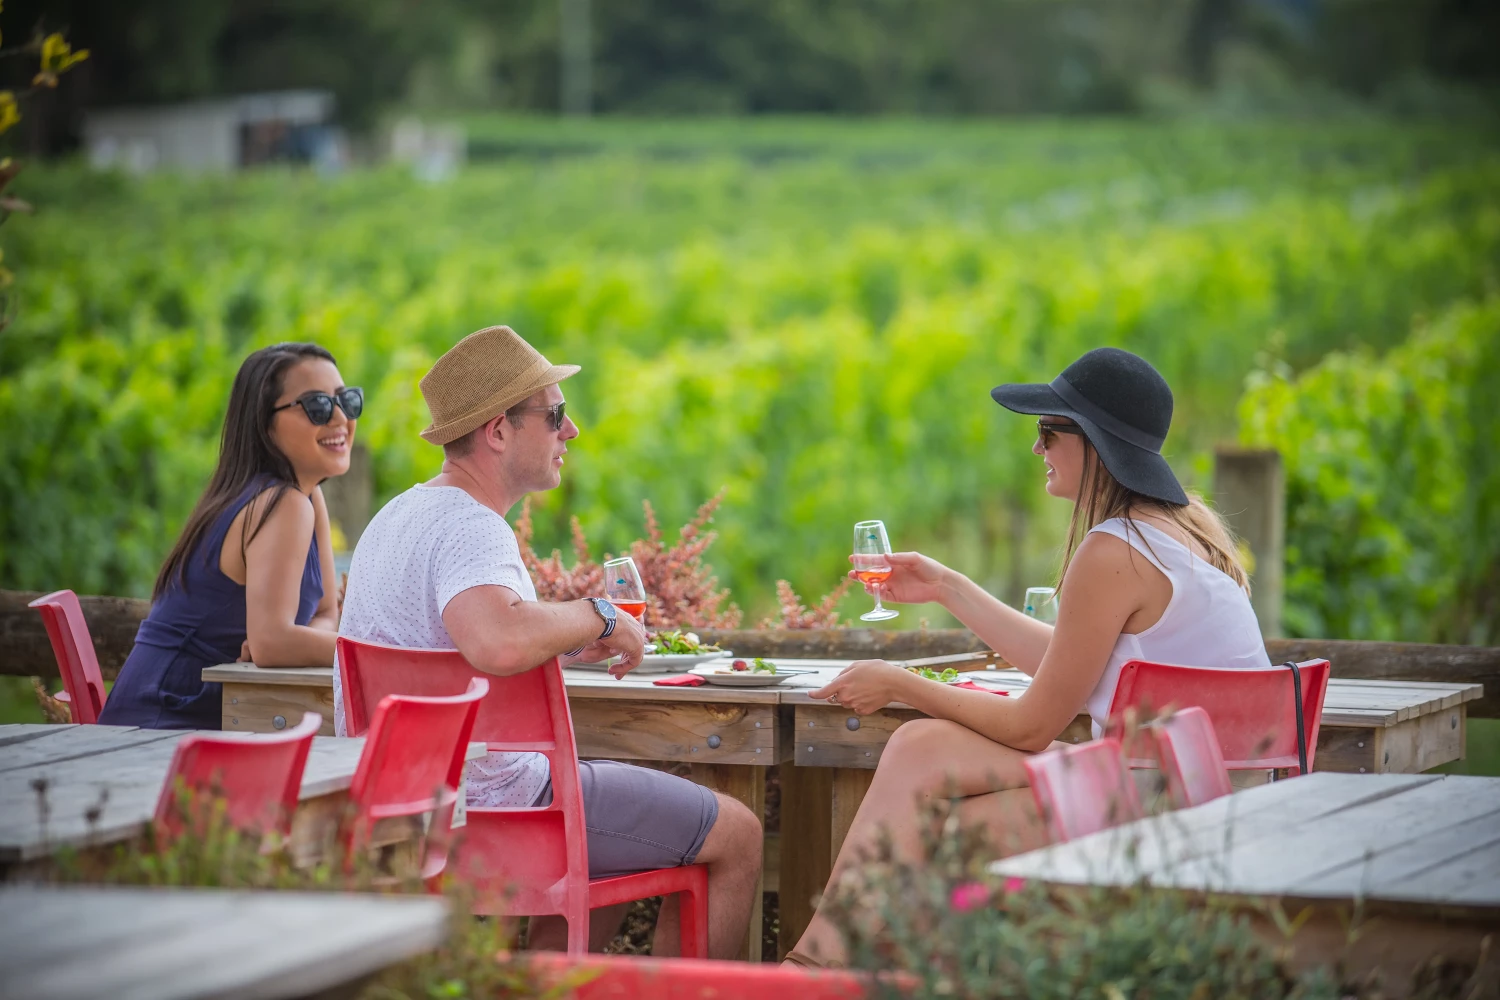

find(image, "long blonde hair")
[1058,441,1249,592]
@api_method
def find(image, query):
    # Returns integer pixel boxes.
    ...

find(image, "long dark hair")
[154,342,336,599]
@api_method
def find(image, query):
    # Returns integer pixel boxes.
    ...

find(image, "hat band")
[1049,376,1166,453]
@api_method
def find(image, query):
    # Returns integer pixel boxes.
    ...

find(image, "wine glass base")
[860,609,900,622]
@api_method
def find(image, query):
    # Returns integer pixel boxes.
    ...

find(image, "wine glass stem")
[872,585,885,613]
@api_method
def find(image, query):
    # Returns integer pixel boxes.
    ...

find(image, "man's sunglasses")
[509,401,568,432]
[273,387,364,425]
[1037,419,1085,447]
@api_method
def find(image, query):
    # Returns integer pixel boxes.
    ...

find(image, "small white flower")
[685,632,700,645]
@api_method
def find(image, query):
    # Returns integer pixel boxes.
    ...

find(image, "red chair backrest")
[1106,658,1331,775]
[153,711,322,842]
[346,674,488,847]
[28,590,107,724]
[1023,737,1143,844]
[1151,706,1233,808]
[338,637,585,901]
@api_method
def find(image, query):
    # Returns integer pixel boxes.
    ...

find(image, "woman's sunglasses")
[1037,419,1085,448]
[273,387,364,425]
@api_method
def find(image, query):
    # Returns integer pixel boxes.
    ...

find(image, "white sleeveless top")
[1084,517,1271,736]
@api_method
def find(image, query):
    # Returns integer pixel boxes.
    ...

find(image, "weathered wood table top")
[0,884,449,1000]
[988,772,1500,991]
[991,772,1500,913]
[0,724,485,866]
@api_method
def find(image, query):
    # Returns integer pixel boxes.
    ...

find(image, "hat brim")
[991,382,1189,506]
[421,363,581,446]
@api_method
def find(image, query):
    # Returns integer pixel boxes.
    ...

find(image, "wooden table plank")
[0,726,180,773]
[0,725,76,748]
[0,885,448,1000]
[1297,810,1500,895]
[990,773,1500,917]
[991,773,1439,886]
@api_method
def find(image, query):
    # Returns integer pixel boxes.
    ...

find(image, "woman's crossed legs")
[789,718,1056,967]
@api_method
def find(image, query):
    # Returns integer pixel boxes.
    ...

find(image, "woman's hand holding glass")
[848,550,951,607]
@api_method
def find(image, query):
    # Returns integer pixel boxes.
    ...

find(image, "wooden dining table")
[0,724,487,876]
[989,772,1500,995]
[202,657,1483,960]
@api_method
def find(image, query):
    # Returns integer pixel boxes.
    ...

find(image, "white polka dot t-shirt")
[335,484,549,807]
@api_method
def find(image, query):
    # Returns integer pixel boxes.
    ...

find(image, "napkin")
[653,673,706,687]
[953,680,1009,696]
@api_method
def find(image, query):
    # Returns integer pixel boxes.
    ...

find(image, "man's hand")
[598,610,647,679]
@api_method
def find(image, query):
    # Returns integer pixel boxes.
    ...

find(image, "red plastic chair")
[1106,658,1331,776]
[1023,737,1143,844]
[153,711,322,843]
[338,637,709,957]
[1151,706,1233,808]
[341,675,488,885]
[28,590,108,724]
[528,953,887,999]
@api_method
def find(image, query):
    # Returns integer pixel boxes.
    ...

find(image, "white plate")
[689,664,818,687]
[569,651,733,674]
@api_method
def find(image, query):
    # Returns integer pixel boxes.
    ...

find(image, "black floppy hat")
[991,347,1189,506]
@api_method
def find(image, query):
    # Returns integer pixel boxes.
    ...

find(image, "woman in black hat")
[787,347,1269,969]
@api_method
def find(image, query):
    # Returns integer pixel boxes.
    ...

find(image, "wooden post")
[777,764,832,959]
[1213,447,1285,637]
[321,442,373,551]
[685,763,766,961]
[559,0,592,116]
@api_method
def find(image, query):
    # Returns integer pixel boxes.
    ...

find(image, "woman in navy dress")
[101,342,360,729]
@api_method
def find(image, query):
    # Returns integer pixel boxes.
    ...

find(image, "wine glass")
[1023,586,1058,624]
[852,520,899,622]
[603,556,648,620]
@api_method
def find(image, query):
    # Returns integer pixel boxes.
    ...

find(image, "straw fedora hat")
[419,325,580,446]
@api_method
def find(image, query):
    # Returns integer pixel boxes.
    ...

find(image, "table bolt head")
[807,721,815,728]
[755,721,762,728]
[1357,741,1364,748]
[272,715,286,730]
[231,718,238,726]
[690,746,697,753]
[707,735,722,749]
[756,748,762,754]
[807,746,814,753]
[865,751,871,757]
[230,697,238,705]
[1359,767,1366,773]
[846,717,861,731]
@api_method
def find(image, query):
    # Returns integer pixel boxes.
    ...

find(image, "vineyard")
[2,118,1497,636]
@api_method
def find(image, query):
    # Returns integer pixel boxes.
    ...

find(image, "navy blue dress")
[101,480,323,730]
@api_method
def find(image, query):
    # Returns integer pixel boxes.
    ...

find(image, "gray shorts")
[533,760,719,879]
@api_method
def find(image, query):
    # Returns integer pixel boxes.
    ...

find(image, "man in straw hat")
[337,325,762,956]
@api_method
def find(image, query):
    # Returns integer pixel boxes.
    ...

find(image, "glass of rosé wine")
[852,520,899,622]
[604,556,648,621]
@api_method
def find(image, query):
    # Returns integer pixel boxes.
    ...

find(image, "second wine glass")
[603,556,648,620]
[852,520,899,622]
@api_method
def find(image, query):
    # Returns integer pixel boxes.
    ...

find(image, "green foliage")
[827,799,1342,1000]
[3,122,1498,624]
[1238,297,1500,644]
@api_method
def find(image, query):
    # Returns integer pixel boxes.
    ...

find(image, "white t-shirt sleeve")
[433,507,534,614]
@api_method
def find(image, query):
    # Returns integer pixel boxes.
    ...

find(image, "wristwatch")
[586,596,618,639]
[565,597,617,657]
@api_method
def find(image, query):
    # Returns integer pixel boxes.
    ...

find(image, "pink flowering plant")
[824,796,1352,1000]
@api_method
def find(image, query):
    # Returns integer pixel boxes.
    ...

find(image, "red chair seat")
[29,590,108,724]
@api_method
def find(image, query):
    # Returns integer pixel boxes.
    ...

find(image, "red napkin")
[653,673,706,687]
[954,681,1009,696]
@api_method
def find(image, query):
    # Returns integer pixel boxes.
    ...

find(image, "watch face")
[593,597,617,620]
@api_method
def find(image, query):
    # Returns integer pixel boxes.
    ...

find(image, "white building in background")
[82,90,345,173]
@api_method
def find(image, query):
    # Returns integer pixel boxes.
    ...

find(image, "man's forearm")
[471,599,603,676]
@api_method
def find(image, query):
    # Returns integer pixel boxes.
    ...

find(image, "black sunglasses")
[1037,419,1085,447]
[509,401,567,432]
[273,387,364,426]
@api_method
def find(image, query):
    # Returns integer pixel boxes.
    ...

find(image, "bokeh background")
[1,0,1497,646]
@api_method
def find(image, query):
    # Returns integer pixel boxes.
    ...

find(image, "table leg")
[776,763,832,959]
[828,768,875,868]
[686,763,767,961]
